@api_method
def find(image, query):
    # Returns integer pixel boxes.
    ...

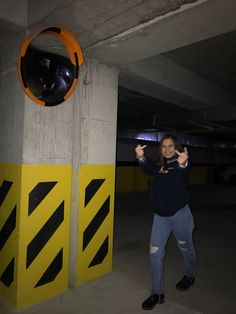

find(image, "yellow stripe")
[0,163,21,307]
[76,164,115,284]
[0,163,71,310]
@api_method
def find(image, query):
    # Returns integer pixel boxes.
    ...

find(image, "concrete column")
[78,57,118,165]
[0,34,25,164]
[0,33,26,308]
[69,57,119,286]
[0,32,75,309]
[0,40,119,309]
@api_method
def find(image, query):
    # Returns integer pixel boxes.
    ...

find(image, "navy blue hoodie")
[139,156,190,216]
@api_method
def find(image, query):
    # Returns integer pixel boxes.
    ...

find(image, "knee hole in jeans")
[150,245,159,254]
[177,240,189,251]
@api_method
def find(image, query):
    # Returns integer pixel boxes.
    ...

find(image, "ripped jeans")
[150,204,197,294]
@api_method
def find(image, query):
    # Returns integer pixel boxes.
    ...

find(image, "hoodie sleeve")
[177,160,191,177]
[138,156,159,176]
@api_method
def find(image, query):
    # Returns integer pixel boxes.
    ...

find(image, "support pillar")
[0,34,73,309]
[0,37,119,309]
[69,57,119,285]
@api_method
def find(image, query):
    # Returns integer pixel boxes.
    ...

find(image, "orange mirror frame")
[18,27,84,106]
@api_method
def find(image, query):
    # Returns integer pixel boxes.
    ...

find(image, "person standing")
[135,133,197,311]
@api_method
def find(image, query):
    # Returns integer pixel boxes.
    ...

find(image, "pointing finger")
[184,147,188,155]
[136,144,147,149]
[137,145,147,150]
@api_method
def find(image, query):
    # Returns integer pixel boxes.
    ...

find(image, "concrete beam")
[88,0,236,65]
[0,0,28,28]
[27,0,200,49]
[0,19,25,49]
[119,54,236,111]
[206,105,236,122]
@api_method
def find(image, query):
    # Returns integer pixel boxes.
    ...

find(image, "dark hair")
[158,133,184,162]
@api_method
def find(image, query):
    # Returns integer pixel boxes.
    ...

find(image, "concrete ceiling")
[118,28,236,142]
[1,0,236,143]
[163,30,236,97]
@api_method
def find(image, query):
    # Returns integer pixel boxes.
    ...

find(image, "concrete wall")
[0,34,26,164]
[22,97,74,164]
[76,57,119,164]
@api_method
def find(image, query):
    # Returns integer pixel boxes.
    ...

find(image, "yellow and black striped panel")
[0,163,21,307]
[76,164,115,284]
[16,164,71,309]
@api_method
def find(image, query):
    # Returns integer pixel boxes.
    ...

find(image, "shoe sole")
[142,300,165,310]
[176,282,195,291]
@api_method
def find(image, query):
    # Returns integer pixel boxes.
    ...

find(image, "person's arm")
[175,147,191,175]
[135,145,157,175]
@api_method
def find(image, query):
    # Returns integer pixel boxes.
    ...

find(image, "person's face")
[161,138,176,159]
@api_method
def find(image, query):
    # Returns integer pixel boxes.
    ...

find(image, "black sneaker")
[176,276,195,290]
[141,294,165,310]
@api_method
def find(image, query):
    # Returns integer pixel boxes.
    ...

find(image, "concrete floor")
[1,184,236,314]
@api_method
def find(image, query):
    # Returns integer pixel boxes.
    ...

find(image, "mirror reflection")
[19,28,83,106]
[23,46,76,105]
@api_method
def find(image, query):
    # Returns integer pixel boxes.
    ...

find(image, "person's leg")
[171,204,197,283]
[149,214,172,295]
[142,214,171,310]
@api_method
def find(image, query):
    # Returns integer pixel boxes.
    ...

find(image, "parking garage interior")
[1,1,236,313]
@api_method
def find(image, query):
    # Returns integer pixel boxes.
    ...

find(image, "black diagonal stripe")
[85,179,105,207]
[83,196,110,251]
[28,182,57,215]
[0,206,16,251]
[0,258,14,287]
[35,248,63,287]
[26,201,64,268]
[0,180,13,207]
[88,236,109,268]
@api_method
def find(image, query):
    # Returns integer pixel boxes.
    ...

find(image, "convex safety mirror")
[18,27,84,106]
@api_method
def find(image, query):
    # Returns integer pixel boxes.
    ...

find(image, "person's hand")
[135,144,147,159]
[175,147,188,167]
